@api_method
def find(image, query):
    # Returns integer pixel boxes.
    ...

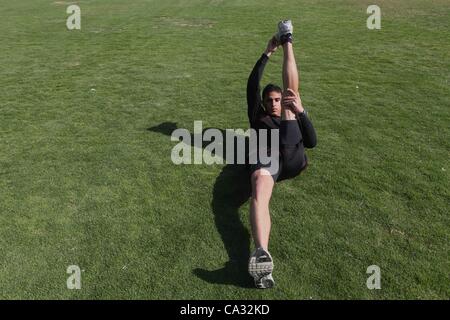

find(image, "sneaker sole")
[248,256,274,281]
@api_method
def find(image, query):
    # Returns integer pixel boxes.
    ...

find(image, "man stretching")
[246,20,317,288]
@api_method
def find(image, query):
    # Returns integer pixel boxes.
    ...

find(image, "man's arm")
[247,54,268,125]
[281,88,317,148]
[297,111,317,148]
[247,37,279,125]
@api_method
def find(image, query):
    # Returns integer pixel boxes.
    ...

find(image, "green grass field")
[0,0,449,299]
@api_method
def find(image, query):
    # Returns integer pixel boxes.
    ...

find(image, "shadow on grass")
[148,122,254,288]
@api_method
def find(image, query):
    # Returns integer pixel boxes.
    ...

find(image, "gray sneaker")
[255,273,275,289]
[248,247,274,289]
[276,20,293,44]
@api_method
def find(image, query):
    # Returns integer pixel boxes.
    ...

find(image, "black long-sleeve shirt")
[246,53,317,149]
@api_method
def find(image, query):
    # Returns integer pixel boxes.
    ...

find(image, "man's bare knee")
[251,170,274,201]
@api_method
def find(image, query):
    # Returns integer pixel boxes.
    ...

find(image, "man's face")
[263,91,282,117]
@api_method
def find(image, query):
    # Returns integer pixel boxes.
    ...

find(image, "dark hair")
[262,83,282,100]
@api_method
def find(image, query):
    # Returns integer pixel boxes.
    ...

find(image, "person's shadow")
[148,122,254,288]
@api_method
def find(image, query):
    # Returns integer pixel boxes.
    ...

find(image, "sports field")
[0,0,449,299]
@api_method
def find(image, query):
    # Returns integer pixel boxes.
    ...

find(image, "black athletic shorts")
[249,120,308,182]
[249,149,308,182]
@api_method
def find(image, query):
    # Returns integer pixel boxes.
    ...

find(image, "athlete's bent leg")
[249,169,274,251]
[248,168,276,288]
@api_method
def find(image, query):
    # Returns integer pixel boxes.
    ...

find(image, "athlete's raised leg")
[278,20,299,120]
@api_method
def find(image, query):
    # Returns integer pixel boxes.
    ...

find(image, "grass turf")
[0,0,449,299]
